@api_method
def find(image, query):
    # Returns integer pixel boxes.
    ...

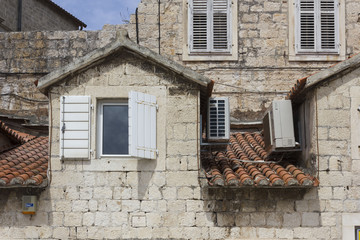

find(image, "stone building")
[127,0,360,122]
[0,0,360,239]
[0,27,359,239]
[0,0,86,32]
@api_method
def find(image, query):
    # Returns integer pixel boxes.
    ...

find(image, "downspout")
[135,8,139,44]
[17,0,22,31]
[158,0,161,54]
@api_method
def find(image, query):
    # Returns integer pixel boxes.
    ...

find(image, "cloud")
[52,0,141,30]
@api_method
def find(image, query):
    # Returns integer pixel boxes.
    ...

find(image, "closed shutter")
[128,91,157,159]
[189,0,230,52]
[60,96,91,160]
[213,0,229,50]
[297,0,316,52]
[296,0,338,53]
[190,0,208,51]
[319,0,338,51]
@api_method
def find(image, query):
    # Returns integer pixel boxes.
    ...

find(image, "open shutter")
[213,0,230,51]
[190,0,209,51]
[297,0,316,52]
[319,0,338,52]
[60,96,91,160]
[128,91,157,159]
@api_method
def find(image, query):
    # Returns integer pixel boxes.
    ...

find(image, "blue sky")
[52,0,141,30]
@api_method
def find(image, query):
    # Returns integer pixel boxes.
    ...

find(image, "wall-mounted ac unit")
[263,100,295,153]
[207,97,230,141]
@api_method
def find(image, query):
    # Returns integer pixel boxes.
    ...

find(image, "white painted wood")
[62,112,89,122]
[296,0,338,53]
[128,91,157,159]
[60,96,91,160]
[189,0,230,53]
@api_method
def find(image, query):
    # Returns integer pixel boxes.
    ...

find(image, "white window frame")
[182,0,238,61]
[97,100,130,158]
[288,0,345,61]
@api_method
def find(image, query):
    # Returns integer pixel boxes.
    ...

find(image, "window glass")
[102,104,128,155]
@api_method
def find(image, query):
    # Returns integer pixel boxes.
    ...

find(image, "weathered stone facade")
[127,0,360,121]
[0,28,122,123]
[0,0,85,32]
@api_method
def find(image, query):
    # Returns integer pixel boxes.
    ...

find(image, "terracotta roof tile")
[0,121,48,188]
[202,132,318,188]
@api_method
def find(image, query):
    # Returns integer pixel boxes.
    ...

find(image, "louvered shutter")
[213,0,230,51]
[297,0,316,52]
[319,0,338,52]
[296,0,338,53]
[60,96,91,160]
[128,91,157,159]
[189,0,230,52]
[190,0,208,51]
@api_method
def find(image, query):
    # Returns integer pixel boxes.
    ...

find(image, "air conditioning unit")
[263,100,295,153]
[207,97,230,141]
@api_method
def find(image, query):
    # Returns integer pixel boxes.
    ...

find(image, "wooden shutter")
[296,0,338,53]
[189,0,230,52]
[213,0,230,51]
[128,91,157,159]
[319,0,338,52]
[60,96,91,160]
[190,0,208,51]
[297,0,316,52]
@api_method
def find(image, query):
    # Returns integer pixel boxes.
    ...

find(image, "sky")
[52,0,142,30]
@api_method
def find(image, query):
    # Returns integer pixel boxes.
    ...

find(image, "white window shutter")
[213,0,230,51]
[296,0,339,53]
[60,96,91,160]
[319,0,338,52]
[129,91,157,159]
[190,0,208,51]
[189,0,230,53]
[297,0,316,52]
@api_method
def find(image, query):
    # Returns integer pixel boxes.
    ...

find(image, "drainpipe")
[17,0,22,31]
[158,0,161,54]
[135,8,139,44]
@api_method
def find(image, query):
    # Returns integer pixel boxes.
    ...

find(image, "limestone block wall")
[1,45,360,240]
[0,27,123,123]
[0,0,81,32]
[127,0,360,120]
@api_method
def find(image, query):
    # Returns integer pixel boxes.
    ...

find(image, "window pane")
[103,105,128,155]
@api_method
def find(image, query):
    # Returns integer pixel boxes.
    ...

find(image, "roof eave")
[38,29,212,94]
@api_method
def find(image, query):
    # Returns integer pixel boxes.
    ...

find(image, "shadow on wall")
[202,187,320,231]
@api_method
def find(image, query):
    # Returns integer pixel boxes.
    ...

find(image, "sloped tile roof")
[0,121,36,144]
[0,121,48,188]
[202,132,319,188]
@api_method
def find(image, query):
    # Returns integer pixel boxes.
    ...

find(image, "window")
[183,0,238,61]
[98,101,129,156]
[288,0,345,61]
[60,91,157,160]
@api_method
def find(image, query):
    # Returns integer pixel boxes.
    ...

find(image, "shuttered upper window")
[295,0,339,53]
[189,0,231,53]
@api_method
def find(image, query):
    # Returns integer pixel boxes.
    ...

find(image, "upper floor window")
[288,0,345,61]
[295,0,339,53]
[183,0,238,61]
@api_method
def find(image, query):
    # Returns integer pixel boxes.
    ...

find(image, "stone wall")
[0,0,81,31]
[127,0,360,121]
[0,27,123,123]
[1,36,360,240]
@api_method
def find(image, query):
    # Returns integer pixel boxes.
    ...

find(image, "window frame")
[182,0,238,61]
[97,99,131,158]
[288,0,345,61]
